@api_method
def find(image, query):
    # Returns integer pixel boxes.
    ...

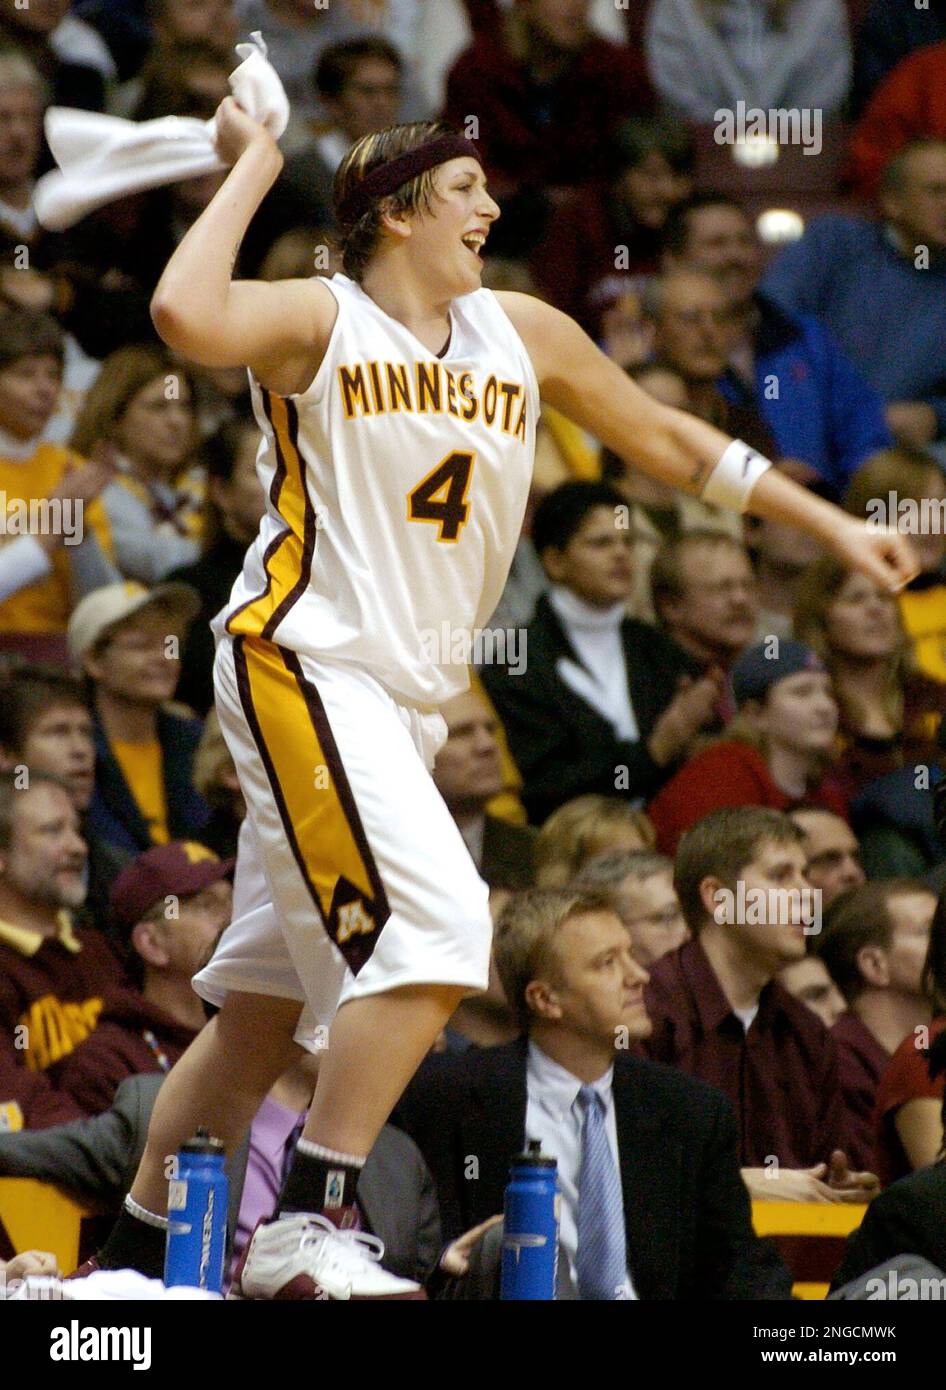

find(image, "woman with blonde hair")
[793,553,946,794]
[70,345,204,583]
[534,795,655,889]
[90,89,914,1299]
[192,708,245,858]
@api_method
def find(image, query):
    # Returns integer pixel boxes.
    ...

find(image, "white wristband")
[701,440,772,513]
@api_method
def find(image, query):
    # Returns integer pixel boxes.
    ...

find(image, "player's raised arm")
[149,97,336,377]
[497,292,918,593]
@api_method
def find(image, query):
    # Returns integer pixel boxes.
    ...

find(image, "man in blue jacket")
[662,193,892,497]
[763,141,946,451]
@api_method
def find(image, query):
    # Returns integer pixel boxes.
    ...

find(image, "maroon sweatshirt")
[0,918,130,1075]
[49,1000,199,1117]
[0,916,197,1119]
[0,1043,85,1131]
[445,33,653,195]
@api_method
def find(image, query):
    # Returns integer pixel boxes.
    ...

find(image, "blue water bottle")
[164,1128,228,1293]
[500,1139,559,1300]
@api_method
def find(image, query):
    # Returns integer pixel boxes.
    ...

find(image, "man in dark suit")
[433,688,536,893]
[481,482,722,825]
[394,886,791,1299]
[0,1066,441,1285]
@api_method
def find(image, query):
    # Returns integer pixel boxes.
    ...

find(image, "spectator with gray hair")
[642,270,776,464]
[0,48,49,252]
[650,530,758,688]
[0,769,131,1127]
[572,848,689,967]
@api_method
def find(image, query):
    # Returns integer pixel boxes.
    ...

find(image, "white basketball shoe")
[230,1212,426,1300]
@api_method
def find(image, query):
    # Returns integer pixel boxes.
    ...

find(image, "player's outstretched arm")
[149,97,336,379]
[496,292,918,594]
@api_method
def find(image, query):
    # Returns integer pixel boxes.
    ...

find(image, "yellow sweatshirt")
[0,442,114,634]
[900,585,946,685]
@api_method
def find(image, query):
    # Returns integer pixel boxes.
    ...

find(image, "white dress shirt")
[547,584,639,742]
[525,1040,637,1300]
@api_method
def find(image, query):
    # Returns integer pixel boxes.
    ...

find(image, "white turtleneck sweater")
[548,585,639,742]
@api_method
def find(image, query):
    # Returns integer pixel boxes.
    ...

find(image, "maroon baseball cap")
[110,841,235,931]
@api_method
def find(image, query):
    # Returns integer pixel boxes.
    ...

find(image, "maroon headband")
[337,133,482,225]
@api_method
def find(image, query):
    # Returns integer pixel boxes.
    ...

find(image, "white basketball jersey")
[220,272,539,704]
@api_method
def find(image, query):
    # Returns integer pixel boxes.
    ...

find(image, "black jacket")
[481,594,697,824]
[393,1037,791,1300]
[170,534,250,718]
[480,813,536,891]
[831,1163,946,1293]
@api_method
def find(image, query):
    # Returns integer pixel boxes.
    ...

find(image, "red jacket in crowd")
[445,31,653,197]
[647,741,850,858]
[845,42,946,198]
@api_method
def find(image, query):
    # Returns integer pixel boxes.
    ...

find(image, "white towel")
[34,32,289,232]
[3,1269,221,1300]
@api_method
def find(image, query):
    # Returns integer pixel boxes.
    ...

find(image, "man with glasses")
[572,849,689,967]
[662,192,892,494]
[650,531,759,722]
[642,269,775,461]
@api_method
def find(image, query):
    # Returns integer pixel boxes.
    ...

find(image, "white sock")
[124,1194,170,1230]
[296,1137,366,1168]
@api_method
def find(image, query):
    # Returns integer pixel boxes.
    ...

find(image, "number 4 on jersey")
[407,450,475,542]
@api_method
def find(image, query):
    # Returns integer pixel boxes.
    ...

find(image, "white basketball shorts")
[192,633,492,1051]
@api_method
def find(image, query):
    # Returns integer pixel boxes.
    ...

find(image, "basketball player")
[93,99,916,1299]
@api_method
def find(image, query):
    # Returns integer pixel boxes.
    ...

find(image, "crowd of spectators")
[1,0,946,1302]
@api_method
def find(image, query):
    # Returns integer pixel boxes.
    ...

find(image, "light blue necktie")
[575,1084,627,1301]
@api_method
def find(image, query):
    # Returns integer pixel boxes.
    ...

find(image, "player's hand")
[440,1214,503,1276]
[212,95,281,168]
[829,515,919,594]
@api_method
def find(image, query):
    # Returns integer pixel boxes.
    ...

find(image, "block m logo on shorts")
[327,878,384,974]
